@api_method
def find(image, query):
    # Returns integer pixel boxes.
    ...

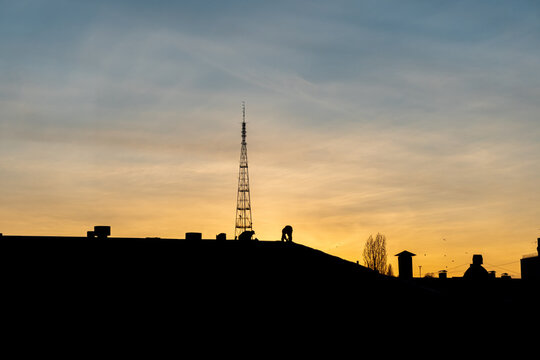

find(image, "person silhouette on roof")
[238,230,255,241]
[281,225,293,243]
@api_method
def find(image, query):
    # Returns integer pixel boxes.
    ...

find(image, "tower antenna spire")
[241,101,246,145]
[235,101,253,238]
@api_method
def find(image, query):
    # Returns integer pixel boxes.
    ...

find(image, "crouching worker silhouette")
[238,230,255,241]
[281,225,293,243]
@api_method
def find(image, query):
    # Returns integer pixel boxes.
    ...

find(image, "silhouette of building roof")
[463,264,490,279]
[395,250,416,257]
[2,228,537,319]
[520,238,540,281]
[463,254,489,280]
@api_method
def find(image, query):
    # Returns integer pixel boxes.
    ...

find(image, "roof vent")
[93,226,111,239]
[186,232,202,241]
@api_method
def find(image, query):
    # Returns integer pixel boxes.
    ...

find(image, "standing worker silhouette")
[281,225,293,242]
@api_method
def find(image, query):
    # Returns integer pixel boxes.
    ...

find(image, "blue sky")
[1,0,539,277]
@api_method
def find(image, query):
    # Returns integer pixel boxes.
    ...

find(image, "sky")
[1,0,539,278]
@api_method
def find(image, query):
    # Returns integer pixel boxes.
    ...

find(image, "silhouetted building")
[216,233,226,241]
[520,238,539,281]
[395,251,416,279]
[463,254,489,280]
[438,270,447,279]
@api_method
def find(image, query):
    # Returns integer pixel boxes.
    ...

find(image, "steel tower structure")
[235,102,253,238]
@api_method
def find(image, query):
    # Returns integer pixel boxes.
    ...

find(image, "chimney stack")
[472,254,483,266]
[395,251,416,279]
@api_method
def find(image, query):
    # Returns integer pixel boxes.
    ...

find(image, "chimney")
[395,251,416,279]
[472,254,483,266]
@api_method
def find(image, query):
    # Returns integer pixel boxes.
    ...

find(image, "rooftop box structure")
[94,226,111,239]
[521,238,539,281]
[186,232,202,241]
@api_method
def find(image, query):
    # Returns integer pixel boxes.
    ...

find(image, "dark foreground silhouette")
[2,234,538,342]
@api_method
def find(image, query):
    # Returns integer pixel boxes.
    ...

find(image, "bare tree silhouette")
[386,263,394,277]
[363,233,388,274]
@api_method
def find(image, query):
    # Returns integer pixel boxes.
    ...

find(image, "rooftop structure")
[463,254,490,280]
[395,250,416,279]
[520,238,539,281]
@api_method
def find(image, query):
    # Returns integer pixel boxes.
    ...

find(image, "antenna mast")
[235,102,253,238]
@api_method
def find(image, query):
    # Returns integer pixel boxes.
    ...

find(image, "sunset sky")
[1,0,539,277]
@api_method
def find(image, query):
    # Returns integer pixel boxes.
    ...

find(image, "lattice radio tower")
[235,102,253,238]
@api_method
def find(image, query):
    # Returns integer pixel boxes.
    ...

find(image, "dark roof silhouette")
[463,263,490,279]
[395,250,416,257]
[1,234,437,313]
[2,232,538,329]
[463,254,490,280]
